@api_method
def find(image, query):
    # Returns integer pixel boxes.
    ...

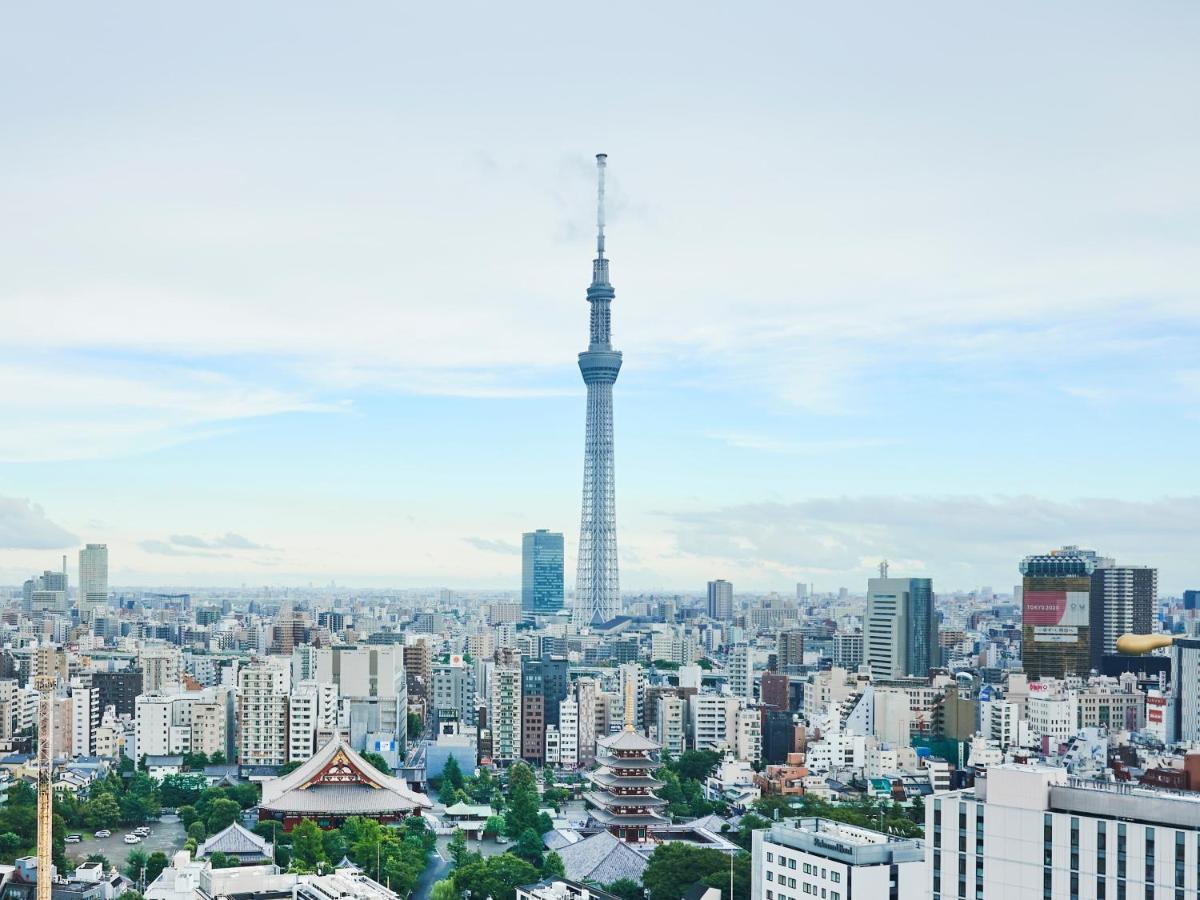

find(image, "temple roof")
[594,753,663,771]
[597,729,661,753]
[198,822,272,859]
[260,736,431,814]
[588,771,664,790]
[584,789,668,808]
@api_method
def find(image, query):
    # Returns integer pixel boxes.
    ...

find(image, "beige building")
[238,658,291,766]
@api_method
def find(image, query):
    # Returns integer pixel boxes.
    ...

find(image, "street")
[411,849,450,900]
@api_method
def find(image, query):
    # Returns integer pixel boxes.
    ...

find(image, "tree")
[159,774,208,808]
[277,761,303,776]
[361,752,391,774]
[643,843,736,900]
[504,763,541,838]
[85,853,111,869]
[484,815,507,837]
[442,755,465,790]
[322,828,348,864]
[407,711,424,740]
[447,829,470,867]
[187,820,207,843]
[291,819,327,872]
[542,850,565,879]
[605,879,644,900]
[209,751,227,765]
[513,828,544,868]
[177,805,199,828]
[209,851,241,869]
[83,794,121,831]
[438,776,458,806]
[734,813,770,851]
[670,750,721,782]
[118,757,135,774]
[145,852,169,886]
[430,881,459,900]
[118,892,146,900]
[181,751,209,771]
[453,854,540,900]
[124,849,149,882]
[206,798,241,834]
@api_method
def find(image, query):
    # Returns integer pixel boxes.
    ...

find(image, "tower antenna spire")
[595,153,607,259]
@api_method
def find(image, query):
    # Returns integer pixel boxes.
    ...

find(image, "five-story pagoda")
[584,684,669,842]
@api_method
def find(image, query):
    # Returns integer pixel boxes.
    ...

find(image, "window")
[767,852,774,863]
[831,873,840,884]
[767,872,774,883]
[790,860,798,870]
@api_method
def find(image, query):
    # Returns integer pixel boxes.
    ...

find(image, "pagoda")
[259,736,431,831]
[584,680,669,842]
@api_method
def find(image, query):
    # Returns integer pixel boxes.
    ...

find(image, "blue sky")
[2,2,1198,592]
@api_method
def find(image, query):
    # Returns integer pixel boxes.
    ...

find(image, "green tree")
[438,776,458,806]
[407,711,424,740]
[484,815,507,837]
[504,763,541,838]
[118,892,146,900]
[83,794,121,831]
[276,761,303,776]
[542,850,565,880]
[467,767,495,804]
[322,828,348,864]
[670,750,721,782]
[187,820,207,843]
[291,819,327,872]
[605,879,644,900]
[159,774,208,808]
[430,881,459,900]
[85,853,111,869]
[644,843,739,900]
[452,854,540,900]
[209,751,227,765]
[734,812,770,851]
[181,752,209,771]
[513,828,544,868]
[124,849,149,882]
[442,756,465,790]
[144,852,169,886]
[177,805,199,828]
[361,752,391,774]
[206,798,241,834]
[209,851,241,869]
[447,829,469,866]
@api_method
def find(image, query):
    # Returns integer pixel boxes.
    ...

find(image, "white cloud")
[462,537,521,555]
[0,497,77,549]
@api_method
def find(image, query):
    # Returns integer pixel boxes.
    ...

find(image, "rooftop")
[761,819,924,866]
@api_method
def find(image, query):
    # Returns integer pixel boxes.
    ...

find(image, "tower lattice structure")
[574,153,622,627]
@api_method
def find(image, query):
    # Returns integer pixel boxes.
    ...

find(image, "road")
[411,849,450,900]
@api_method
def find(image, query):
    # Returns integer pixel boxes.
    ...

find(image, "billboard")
[1024,590,1090,627]
[1033,626,1079,644]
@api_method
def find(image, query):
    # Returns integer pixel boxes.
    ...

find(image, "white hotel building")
[928,764,1200,900]
[752,819,927,900]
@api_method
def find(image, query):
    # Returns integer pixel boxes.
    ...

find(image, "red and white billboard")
[1024,590,1090,627]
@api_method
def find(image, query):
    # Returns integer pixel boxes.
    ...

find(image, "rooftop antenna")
[595,153,607,260]
[879,559,889,578]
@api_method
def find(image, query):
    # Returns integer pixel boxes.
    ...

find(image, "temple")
[259,736,431,831]
[584,728,669,843]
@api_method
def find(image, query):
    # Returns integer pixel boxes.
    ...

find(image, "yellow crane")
[35,674,55,900]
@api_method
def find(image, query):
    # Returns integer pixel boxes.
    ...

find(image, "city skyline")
[2,3,1198,593]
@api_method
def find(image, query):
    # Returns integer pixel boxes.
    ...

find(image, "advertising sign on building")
[1024,591,1090,627]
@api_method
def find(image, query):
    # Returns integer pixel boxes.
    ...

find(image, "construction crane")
[35,674,55,900]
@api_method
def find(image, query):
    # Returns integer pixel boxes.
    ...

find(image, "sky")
[2,2,1199,594]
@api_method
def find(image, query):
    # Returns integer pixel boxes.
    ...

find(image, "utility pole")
[35,673,56,900]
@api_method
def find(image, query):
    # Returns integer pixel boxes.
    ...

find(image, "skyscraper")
[573,153,622,628]
[707,579,733,620]
[1089,564,1157,669]
[864,576,936,679]
[78,543,109,622]
[522,530,564,618]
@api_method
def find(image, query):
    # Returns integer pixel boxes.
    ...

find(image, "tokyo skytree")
[573,153,622,627]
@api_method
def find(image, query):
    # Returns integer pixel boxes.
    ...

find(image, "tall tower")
[574,153,623,627]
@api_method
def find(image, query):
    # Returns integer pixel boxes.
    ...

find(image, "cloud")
[0,497,78,549]
[707,432,896,454]
[138,539,230,558]
[660,495,1200,591]
[462,537,521,555]
[169,532,272,551]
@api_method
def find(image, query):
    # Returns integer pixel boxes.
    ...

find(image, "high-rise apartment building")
[238,659,292,766]
[865,576,936,679]
[432,660,477,727]
[489,666,522,766]
[288,681,339,762]
[78,544,109,621]
[729,644,754,700]
[522,530,564,619]
[140,645,183,695]
[574,154,622,628]
[557,697,580,769]
[403,641,433,706]
[93,670,142,718]
[688,693,740,751]
[1020,549,1098,679]
[316,644,409,750]
[655,695,686,756]
[1090,565,1157,669]
[707,580,734,621]
[760,672,790,712]
[777,629,807,674]
[832,631,864,670]
[1168,637,1200,743]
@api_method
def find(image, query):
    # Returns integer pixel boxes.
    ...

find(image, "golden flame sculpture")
[1114,633,1177,655]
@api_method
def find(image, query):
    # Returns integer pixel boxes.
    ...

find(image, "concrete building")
[78,543,109,621]
[832,632,864,670]
[729,644,754,701]
[489,665,522,766]
[238,658,291,766]
[689,693,740,752]
[865,575,936,680]
[708,580,734,621]
[288,681,339,762]
[929,764,1200,900]
[1089,565,1157,670]
[557,696,580,769]
[523,530,565,618]
[432,660,477,727]
[752,819,926,900]
[656,694,686,756]
[140,645,183,695]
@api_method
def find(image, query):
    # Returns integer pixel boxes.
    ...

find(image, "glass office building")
[522,529,564,618]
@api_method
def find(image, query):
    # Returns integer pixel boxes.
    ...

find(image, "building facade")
[523,530,565,618]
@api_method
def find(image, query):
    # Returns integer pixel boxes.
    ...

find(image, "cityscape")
[2,6,1199,900]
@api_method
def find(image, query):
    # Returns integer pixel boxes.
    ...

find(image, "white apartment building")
[94,706,124,758]
[432,662,477,726]
[752,819,926,900]
[544,725,561,767]
[929,764,1200,900]
[140,646,183,695]
[736,706,762,763]
[70,682,99,757]
[288,681,339,762]
[238,659,291,766]
[982,699,1021,751]
[558,697,579,769]
[656,695,686,756]
[136,693,194,756]
[315,645,408,749]
[1027,691,1079,746]
[618,663,646,727]
[729,644,755,701]
[689,693,740,752]
[78,544,109,621]
[489,666,522,766]
[575,678,597,766]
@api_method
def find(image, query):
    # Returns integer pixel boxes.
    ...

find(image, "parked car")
[123,835,141,844]
[65,834,82,844]
[134,826,151,836]
[94,830,111,838]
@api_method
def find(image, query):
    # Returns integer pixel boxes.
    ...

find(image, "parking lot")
[66,814,186,870]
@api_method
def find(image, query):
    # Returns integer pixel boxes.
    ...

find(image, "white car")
[94,830,112,838]
[124,835,142,844]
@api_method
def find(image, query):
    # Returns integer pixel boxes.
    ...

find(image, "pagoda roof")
[584,789,668,808]
[587,807,671,826]
[260,736,431,815]
[588,771,664,790]
[594,753,663,771]
[597,728,661,752]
